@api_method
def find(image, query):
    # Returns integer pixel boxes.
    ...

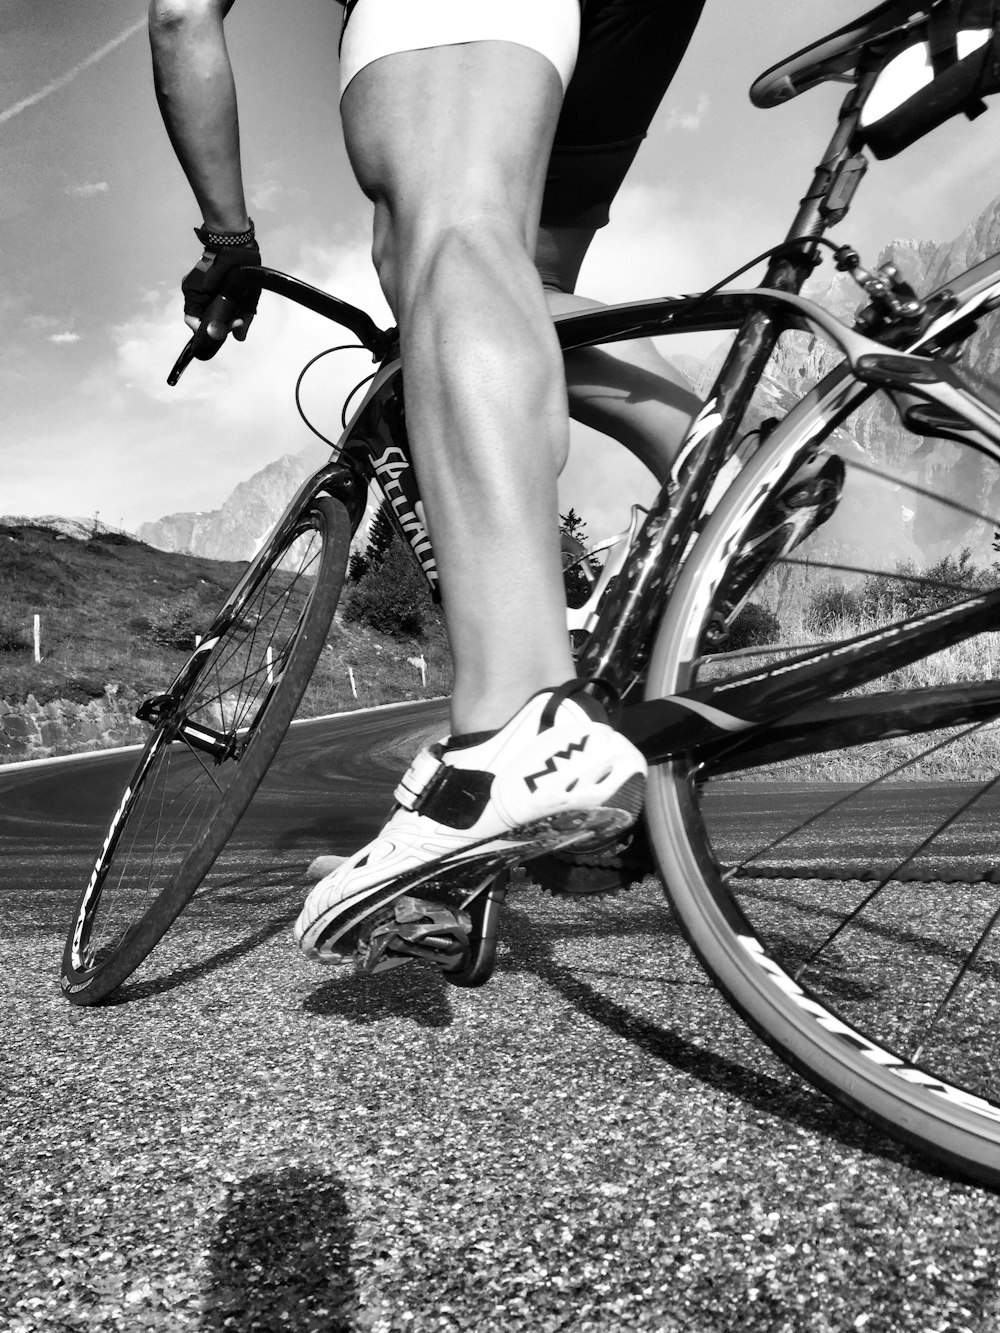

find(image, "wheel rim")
[65,504,336,989]
[645,361,1000,1176]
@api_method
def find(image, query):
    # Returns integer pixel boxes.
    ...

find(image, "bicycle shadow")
[107,862,960,1182]
[102,861,302,1006]
[298,887,928,1173]
[303,955,455,1027]
[496,896,930,1174]
[200,1166,356,1332]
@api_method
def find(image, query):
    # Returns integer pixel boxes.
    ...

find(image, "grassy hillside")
[0,522,451,718]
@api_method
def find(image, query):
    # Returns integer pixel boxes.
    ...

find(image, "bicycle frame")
[161,33,1000,778]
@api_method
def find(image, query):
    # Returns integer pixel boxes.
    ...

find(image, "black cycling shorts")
[544,0,705,231]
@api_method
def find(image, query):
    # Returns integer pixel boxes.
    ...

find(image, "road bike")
[61,1,1000,1185]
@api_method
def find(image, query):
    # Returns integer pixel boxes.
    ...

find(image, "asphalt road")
[3,701,1000,1332]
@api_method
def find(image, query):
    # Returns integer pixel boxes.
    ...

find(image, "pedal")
[357,896,473,975]
[354,874,510,986]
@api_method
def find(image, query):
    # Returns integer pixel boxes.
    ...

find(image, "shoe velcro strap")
[395,755,494,831]
[393,745,446,810]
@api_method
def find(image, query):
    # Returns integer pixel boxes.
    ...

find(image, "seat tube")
[576,68,882,695]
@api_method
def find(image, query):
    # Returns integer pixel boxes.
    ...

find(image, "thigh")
[338,0,579,200]
[340,37,570,265]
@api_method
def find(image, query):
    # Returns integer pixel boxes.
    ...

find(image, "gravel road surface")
[3,701,999,1332]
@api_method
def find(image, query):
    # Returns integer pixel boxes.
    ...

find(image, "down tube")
[343,356,440,597]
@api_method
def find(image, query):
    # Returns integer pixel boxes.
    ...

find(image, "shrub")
[856,549,997,622]
[805,582,862,634]
[726,601,782,649]
[144,594,204,650]
[0,617,30,652]
[343,538,437,639]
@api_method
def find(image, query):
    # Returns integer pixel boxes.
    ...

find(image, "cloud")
[250,177,282,213]
[665,95,710,133]
[36,231,393,528]
[67,182,109,199]
[49,332,81,345]
[21,197,728,537]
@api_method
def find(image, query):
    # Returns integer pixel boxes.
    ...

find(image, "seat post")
[702,64,883,472]
[777,62,883,271]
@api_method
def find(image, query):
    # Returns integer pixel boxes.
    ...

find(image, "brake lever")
[166,291,240,386]
[167,339,196,387]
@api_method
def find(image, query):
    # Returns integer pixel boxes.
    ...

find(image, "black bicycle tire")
[642,426,1000,1184]
[61,494,351,1005]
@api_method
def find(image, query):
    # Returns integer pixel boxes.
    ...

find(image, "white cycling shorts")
[339,0,581,99]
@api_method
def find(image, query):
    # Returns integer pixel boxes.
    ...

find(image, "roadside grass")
[0,523,451,737]
[0,524,248,706]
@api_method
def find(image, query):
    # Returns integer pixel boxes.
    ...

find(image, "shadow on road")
[103,862,302,1006]
[201,1166,356,1332]
[105,911,299,1005]
[496,902,926,1176]
[303,960,454,1028]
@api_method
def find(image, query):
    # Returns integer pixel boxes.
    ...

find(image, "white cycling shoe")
[294,682,647,964]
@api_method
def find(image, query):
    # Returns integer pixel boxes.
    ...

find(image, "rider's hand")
[182,220,261,346]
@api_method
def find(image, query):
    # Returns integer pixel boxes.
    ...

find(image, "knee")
[369,202,399,313]
[382,210,536,320]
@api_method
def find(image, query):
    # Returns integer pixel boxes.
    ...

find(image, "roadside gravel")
[5,873,1000,1332]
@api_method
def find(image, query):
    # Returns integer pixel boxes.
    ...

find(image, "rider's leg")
[340,41,576,737]
[533,0,706,486]
[296,22,649,959]
[536,222,701,487]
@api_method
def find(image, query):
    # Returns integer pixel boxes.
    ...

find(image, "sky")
[4,0,1000,540]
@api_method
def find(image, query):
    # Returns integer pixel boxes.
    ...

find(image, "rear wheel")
[61,494,351,1005]
[644,381,1000,1183]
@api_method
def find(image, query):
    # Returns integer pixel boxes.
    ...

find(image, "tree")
[348,548,369,583]
[343,498,440,639]
[560,508,599,610]
[365,499,397,568]
[343,535,437,638]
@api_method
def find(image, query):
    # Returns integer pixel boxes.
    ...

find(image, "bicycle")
[61,0,1000,1184]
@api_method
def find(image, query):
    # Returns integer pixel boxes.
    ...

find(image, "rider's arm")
[148,0,249,233]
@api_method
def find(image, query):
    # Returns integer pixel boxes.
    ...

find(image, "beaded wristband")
[194,219,256,249]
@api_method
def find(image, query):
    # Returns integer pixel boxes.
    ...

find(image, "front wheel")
[61,494,351,1005]
[643,391,1000,1184]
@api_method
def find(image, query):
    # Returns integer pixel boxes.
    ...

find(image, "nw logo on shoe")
[524,736,588,792]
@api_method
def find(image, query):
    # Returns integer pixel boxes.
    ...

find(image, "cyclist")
[147,0,705,963]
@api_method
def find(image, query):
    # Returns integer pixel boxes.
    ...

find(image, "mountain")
[138,447,329,561]
[0,516,134,542]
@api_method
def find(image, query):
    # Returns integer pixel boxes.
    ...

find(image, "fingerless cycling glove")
[182,221,261,339]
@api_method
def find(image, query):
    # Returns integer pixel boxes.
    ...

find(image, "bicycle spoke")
[793,770,1000,977]
[914,896,1000,1063]
[720,718,992,881]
